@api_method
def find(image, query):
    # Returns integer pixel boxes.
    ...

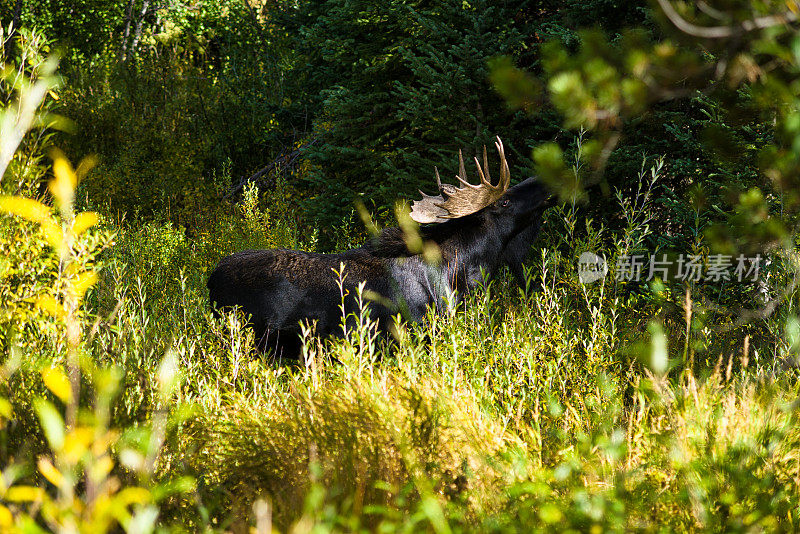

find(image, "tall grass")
[67,163,795,531]
[4,149,797,532]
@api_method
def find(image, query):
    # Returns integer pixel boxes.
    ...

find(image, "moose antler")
[410,137,511,224]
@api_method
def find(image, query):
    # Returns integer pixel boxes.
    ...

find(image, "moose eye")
[501,199,510,207]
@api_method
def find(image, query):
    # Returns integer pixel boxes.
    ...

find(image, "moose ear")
[410,167,450,223]
[410,192,448,223]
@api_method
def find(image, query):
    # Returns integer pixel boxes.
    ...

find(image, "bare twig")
[0,57,58,183]
[657,0,799,39]
[225,138,318,199]
[588,130,621,188]
[2,0,22,59]
[243,0,262,27]
[696,1,729,22]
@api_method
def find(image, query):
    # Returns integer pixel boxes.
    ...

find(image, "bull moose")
[208,138,552,358]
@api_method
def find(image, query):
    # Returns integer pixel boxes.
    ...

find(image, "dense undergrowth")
[3,6,800,533]
[3,137,799,531]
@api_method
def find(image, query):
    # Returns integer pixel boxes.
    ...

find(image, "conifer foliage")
[282,0,648,237]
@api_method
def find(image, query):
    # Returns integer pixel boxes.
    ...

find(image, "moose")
[208,138,552,358]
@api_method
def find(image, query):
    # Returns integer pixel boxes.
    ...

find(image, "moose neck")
[429,212,509,293]
[364,211,525,294]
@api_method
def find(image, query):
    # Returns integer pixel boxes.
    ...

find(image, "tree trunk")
[129,0,151,60]
[120,0,136,61]
[11,0,21,32]
[3,0,22,59]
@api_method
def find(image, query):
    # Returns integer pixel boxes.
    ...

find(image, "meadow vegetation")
[2,1,800,532]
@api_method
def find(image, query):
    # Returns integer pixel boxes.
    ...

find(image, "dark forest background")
[3,0,744,248]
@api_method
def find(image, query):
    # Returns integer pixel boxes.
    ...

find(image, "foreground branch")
[657,0,799,38]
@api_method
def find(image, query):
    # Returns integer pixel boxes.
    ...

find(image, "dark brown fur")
[208,177,552,359]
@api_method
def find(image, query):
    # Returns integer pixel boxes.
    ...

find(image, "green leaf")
[647,321,668,377]
[539,503,564,524]
[15,516,49,534]
[34,399,65,450]
[420,496,451,534]
[150,476,195,501]
[488,55,541,113]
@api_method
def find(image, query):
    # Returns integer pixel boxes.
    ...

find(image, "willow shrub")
[0,148,193,531]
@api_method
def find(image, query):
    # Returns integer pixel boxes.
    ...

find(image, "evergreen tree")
[279,0,650,244]
[382,1,544,196]
[279,0,421,237]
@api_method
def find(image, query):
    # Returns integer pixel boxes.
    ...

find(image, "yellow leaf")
[90,455,114,481]
[0,398,11,419]
[40,219,64,250]
[63,427,93,464]
[0,504,12,527]
[37,457,64,487]
[789,2,800,14]
[41,367,72,403]
[0,196,53,224]
[91,429,119,456]
[5,486,45,502]
[50,151,77,209]
[116,487,152,506]
[71,271,98,301]
[72,211,99,235]
[35,295,66,318]
[75,155,98,182]
[91,494,116,530]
